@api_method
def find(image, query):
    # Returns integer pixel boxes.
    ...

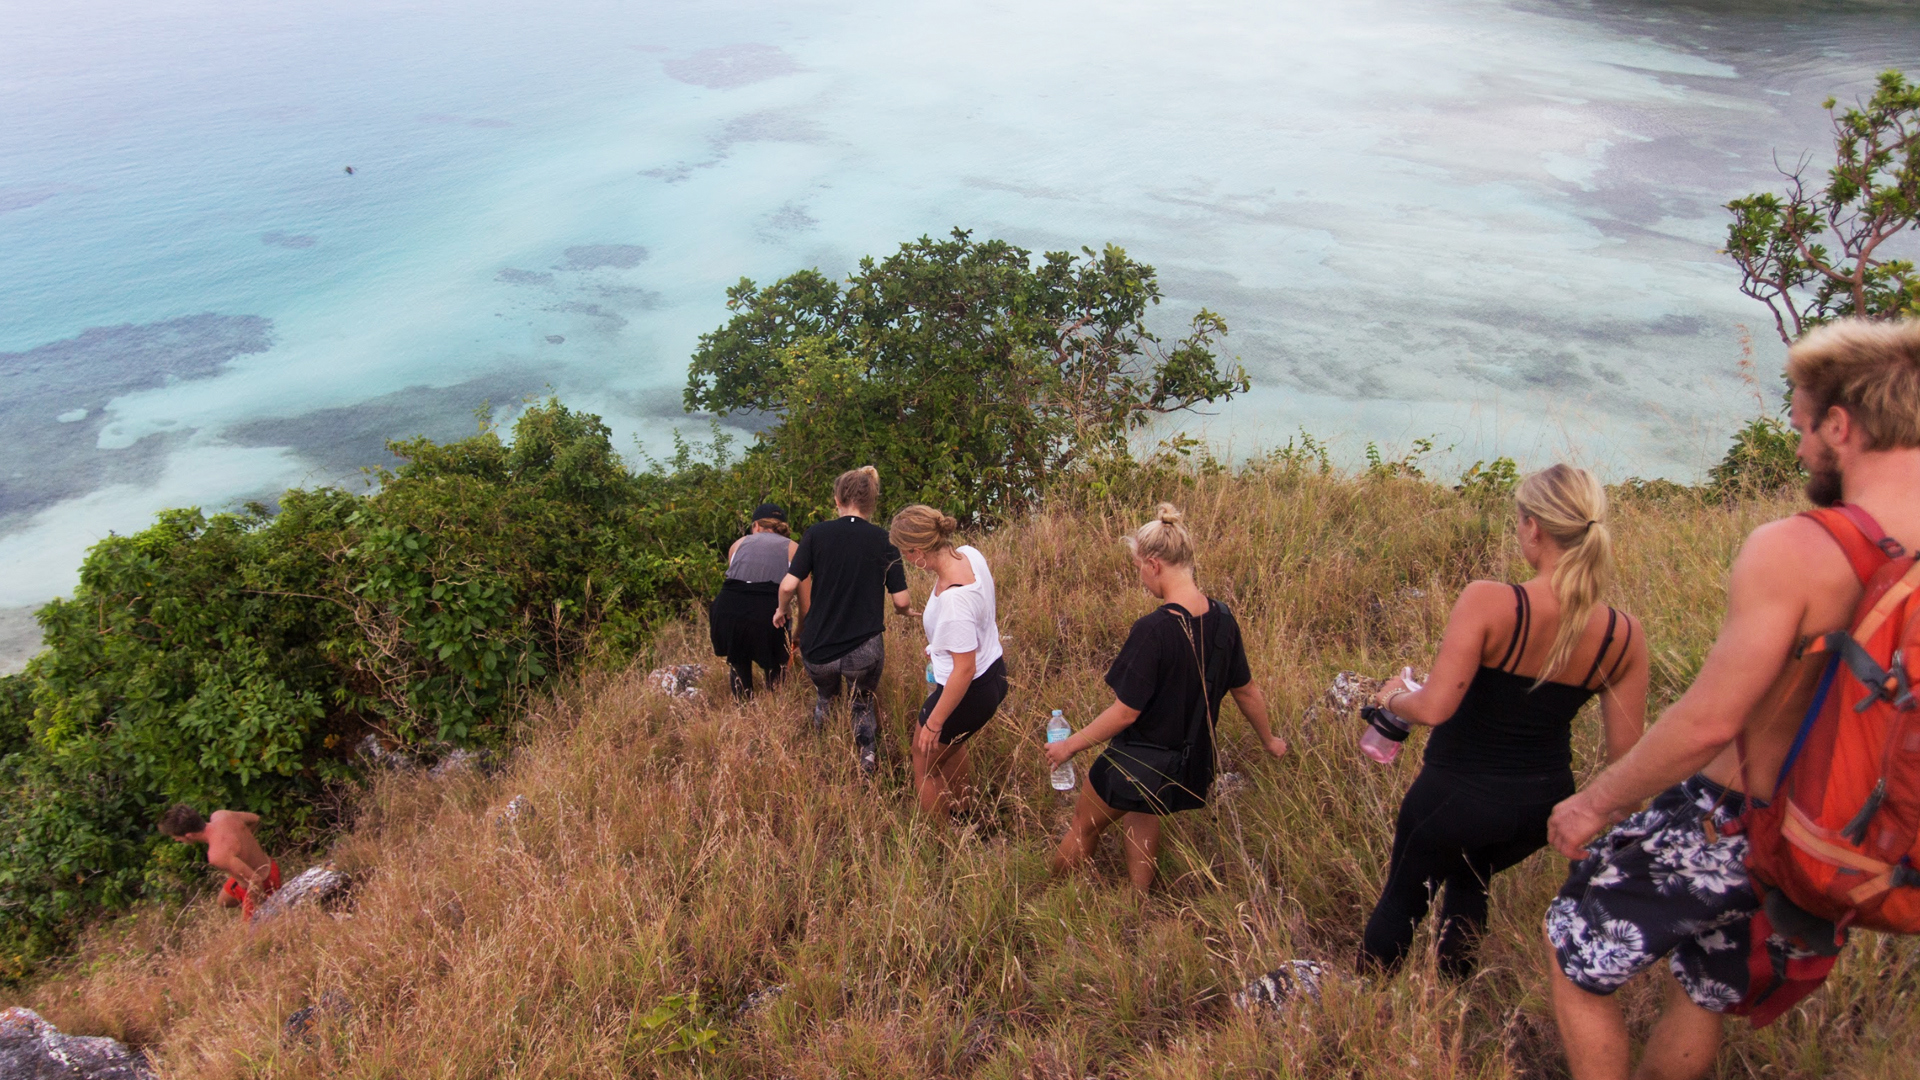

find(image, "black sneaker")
[811,701,830,731]
[857,745,878,777]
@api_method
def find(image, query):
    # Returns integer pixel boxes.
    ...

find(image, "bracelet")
[1385,689,1409,713]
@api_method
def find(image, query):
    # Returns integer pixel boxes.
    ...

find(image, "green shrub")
[0,400,721,967]
[1708,414,1805,497]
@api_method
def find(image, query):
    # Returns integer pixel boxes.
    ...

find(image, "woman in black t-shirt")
[1044,504,1289,893]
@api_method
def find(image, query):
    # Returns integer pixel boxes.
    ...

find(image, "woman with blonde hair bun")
[1358,463,1649,978]
[1045,503,1288,893]
[890,504,1008,822]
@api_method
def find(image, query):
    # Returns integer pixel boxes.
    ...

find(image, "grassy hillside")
[15,465,1919,1078]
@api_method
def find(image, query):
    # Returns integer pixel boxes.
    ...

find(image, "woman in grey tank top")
[710,503,800,698]
[727,531,792,583]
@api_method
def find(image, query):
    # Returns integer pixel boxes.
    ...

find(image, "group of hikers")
[161,318,1920,1080]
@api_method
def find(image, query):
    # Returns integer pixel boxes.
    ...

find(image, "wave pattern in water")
[0,0,1917,605]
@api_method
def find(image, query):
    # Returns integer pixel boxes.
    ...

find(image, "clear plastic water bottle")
[1359,668,1422,764]
[1047,709,1076,791]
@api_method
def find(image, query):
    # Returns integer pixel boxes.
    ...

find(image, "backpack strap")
[1801,505,1901,586]
[1201,600,1236,716]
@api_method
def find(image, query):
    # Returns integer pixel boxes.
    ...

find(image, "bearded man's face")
[1791,390,1845,507]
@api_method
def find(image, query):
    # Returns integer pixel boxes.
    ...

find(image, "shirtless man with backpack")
[1545,318,1920,1080]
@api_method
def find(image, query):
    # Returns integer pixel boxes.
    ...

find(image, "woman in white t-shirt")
[889,504,1009,821]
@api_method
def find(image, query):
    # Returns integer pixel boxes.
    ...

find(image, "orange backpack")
[1744,505,1920,937]
[1727,505,1920,1024]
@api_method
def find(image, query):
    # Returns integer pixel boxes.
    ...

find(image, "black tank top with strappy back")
[1422,584,1633,776]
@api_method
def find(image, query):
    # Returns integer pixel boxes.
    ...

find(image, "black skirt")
[709,580,786,671]
[916,657,1009,745]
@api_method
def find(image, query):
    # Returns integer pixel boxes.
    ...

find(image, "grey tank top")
[727,532,790,583]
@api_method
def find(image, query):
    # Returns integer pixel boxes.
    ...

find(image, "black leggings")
[1359,765,1573,978]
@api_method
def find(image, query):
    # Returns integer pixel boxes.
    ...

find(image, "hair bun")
[1156,502,1183,526]
[938,514,957,535]
[858,465,879,480]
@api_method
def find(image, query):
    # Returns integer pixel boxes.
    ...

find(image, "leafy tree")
[1725,70,1920,345]
[683,229,1249,522]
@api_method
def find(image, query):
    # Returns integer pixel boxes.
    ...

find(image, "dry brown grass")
[15,465,1920,1078]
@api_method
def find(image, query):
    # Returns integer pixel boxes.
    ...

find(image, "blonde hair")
[1515,464,1613,685]
[1786,318,1920,450]
[750,517,790,537]
[889,504,958,553]
[1126,503,1195,566]
[833,466,880,517]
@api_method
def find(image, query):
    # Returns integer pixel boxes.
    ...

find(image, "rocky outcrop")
[734,984,784,1019]
[1322,671,1380,716]
[0,1008,151,1080]
[355,735,415,771]
[251,864,352,924]
[495,795,534,826]
[428,748,482,779]
[646,665,706,699]
[1233,959,1345,1012]
[282,992,352,1045]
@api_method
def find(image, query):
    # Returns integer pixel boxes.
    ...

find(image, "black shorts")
[917,657,1008,745]
[1088,745,1211,815]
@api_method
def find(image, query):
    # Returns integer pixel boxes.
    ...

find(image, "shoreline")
[0,606,43,676]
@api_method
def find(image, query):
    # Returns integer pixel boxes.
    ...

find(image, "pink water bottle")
[1359,668,1421,764]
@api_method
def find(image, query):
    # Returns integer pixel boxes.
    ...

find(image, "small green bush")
[1708,414,1805,498]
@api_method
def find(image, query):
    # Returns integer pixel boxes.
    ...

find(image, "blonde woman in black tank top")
[1358,465,1650,978]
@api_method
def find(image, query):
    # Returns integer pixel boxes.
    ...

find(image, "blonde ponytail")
[1515,465,1613,686]
[1126,502,1196,566]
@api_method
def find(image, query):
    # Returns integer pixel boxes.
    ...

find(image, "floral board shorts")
[1545,775,1770,1012]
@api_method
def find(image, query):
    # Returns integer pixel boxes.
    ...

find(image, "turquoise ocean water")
[2,0,1918,611]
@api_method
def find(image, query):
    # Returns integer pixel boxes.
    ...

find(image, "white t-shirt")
[923,545,1003,686]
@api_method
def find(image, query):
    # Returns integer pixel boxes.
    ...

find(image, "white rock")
[646,665,707,699]
[495,795,534,826]
[1233,959,1351,1012]
[251,864,352,924]
[429,748,481,778]
[0,1007,152,1080]
[1323,671,1380,716]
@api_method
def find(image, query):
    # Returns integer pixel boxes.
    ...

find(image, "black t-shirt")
[789,516,909,663]
[1105,602,1252,751]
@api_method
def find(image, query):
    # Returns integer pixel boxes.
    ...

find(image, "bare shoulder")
[208,809,258,831]
[1736,515,1854,587]
[1602,604,1648,639]
[1455,578,1516,612]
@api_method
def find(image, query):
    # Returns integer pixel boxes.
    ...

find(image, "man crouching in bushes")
[159,805,281,921]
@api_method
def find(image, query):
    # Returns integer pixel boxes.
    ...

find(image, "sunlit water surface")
[3,0,1919,614]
